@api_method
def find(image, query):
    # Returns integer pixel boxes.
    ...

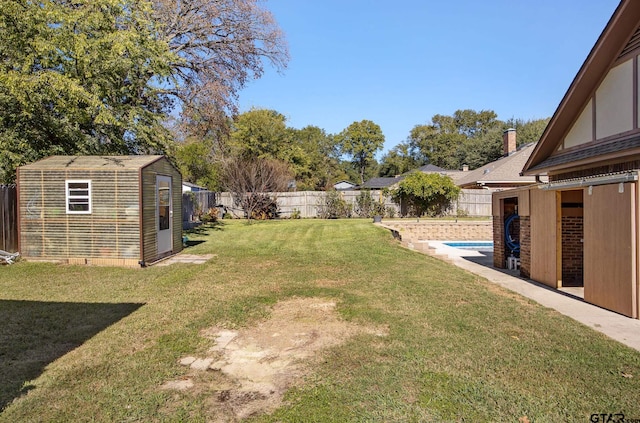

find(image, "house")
[359,176,404,190]
[456,130,542,190]
[360,164,458,191]
[17,155,182,267]
[493,0,640,318]
[333,180,357,190]
[182,181,207,193]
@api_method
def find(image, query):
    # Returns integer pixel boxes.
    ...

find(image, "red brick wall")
[561,216,583,286]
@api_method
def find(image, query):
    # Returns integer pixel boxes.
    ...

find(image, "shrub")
[317,190,352,219]
[355,190,387,218]
[391,172,460,217]
[243,193,279,220]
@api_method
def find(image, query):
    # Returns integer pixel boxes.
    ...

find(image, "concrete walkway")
[423,241,640,353]
[154,253,215,266]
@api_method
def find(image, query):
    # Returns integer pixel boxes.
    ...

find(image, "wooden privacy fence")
[1,185,18,252]
[454,189,493,217]
[183,191,217,226]
[210,189,492,218]
[214,190,398,218]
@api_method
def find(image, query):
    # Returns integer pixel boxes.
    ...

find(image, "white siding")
[596,59,634,139]
[564,99,594,149]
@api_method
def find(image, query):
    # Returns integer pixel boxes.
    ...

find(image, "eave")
[523,0,640,174]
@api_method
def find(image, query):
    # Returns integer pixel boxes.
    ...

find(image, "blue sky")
[238,0,620,156]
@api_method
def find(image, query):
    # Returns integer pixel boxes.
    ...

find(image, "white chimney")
[462,164,469,172]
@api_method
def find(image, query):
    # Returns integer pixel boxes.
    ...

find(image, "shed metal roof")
[20,155,166,170]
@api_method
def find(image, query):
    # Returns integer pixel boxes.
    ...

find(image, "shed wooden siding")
[529,189,560,288]
[18,168,140,260]
[584,183,638,318]
[140,158,182,263]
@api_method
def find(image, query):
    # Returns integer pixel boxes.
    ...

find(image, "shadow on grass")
[0,300,143,412]
[184,220,225,236]
[184,240,206,248]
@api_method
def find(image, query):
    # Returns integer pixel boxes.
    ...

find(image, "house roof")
[20,155,166,170]
[523,0,640,175]
[183,181,207,189]
[527,133,640,173]
[456,143,540,188]
[359,177,403,189]
[334,180,355,185]
[416,163,447,173]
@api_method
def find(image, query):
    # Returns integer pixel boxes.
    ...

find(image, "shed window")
[66,180,92,214]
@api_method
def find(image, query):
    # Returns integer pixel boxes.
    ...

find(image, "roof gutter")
[538,171,638,190]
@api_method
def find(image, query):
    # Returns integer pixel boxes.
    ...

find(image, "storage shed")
[493,0,640,318]
[17,155,182,266]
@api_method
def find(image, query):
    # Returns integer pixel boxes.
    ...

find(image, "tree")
[151,0,289,137]
[378,142,420,177]
[175,139,220,190]
[221,156,291,220]
[229,109,290,159]
[505,117,550,146]
[0,0,176,183]
[291,126,343,190]
[391,172,460,217]
[336,120,385,184]
[407,109,505,171]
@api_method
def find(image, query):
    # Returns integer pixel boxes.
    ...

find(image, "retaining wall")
[380,220,492,241]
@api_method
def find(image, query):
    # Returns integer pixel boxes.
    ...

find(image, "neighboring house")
[17,155,182,267]
[457,129,542,190]
[360,164,459,191]
[416,163,447,173]
[359,177,404,190]
[182,181,207,193]
[493,0,640,318]
[333,180,357,190]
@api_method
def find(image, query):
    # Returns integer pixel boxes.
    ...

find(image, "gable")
[524,0,640,175]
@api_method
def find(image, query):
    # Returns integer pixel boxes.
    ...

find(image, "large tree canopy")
[408,109,503,170]
[378,142,418,177]
[0,0,175,183]
[336,120,385,184]
[0,0,289,184]
[152,0,289,138]
[406,110,549,172]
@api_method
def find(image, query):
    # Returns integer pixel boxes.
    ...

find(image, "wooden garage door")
[530,189,559,288]
[584,183,637,318]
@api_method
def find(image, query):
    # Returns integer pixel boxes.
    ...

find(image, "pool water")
[443,241,494,251]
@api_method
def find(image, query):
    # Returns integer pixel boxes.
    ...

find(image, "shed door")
[530,189,560,288]
[584,183,637,318]
[157,175,173,255]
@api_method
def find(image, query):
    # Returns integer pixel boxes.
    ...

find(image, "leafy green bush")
[391,172,460,217]
[354,190,386,218]
[317,190,352,219]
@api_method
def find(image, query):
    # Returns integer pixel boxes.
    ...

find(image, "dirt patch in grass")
[161,297,387,421]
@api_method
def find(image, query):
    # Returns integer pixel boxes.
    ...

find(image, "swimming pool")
[443,241,494,251]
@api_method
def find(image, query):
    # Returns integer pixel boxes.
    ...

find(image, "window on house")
[66,180,92,214]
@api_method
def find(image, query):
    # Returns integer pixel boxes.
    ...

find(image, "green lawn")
[1,219,639,422]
